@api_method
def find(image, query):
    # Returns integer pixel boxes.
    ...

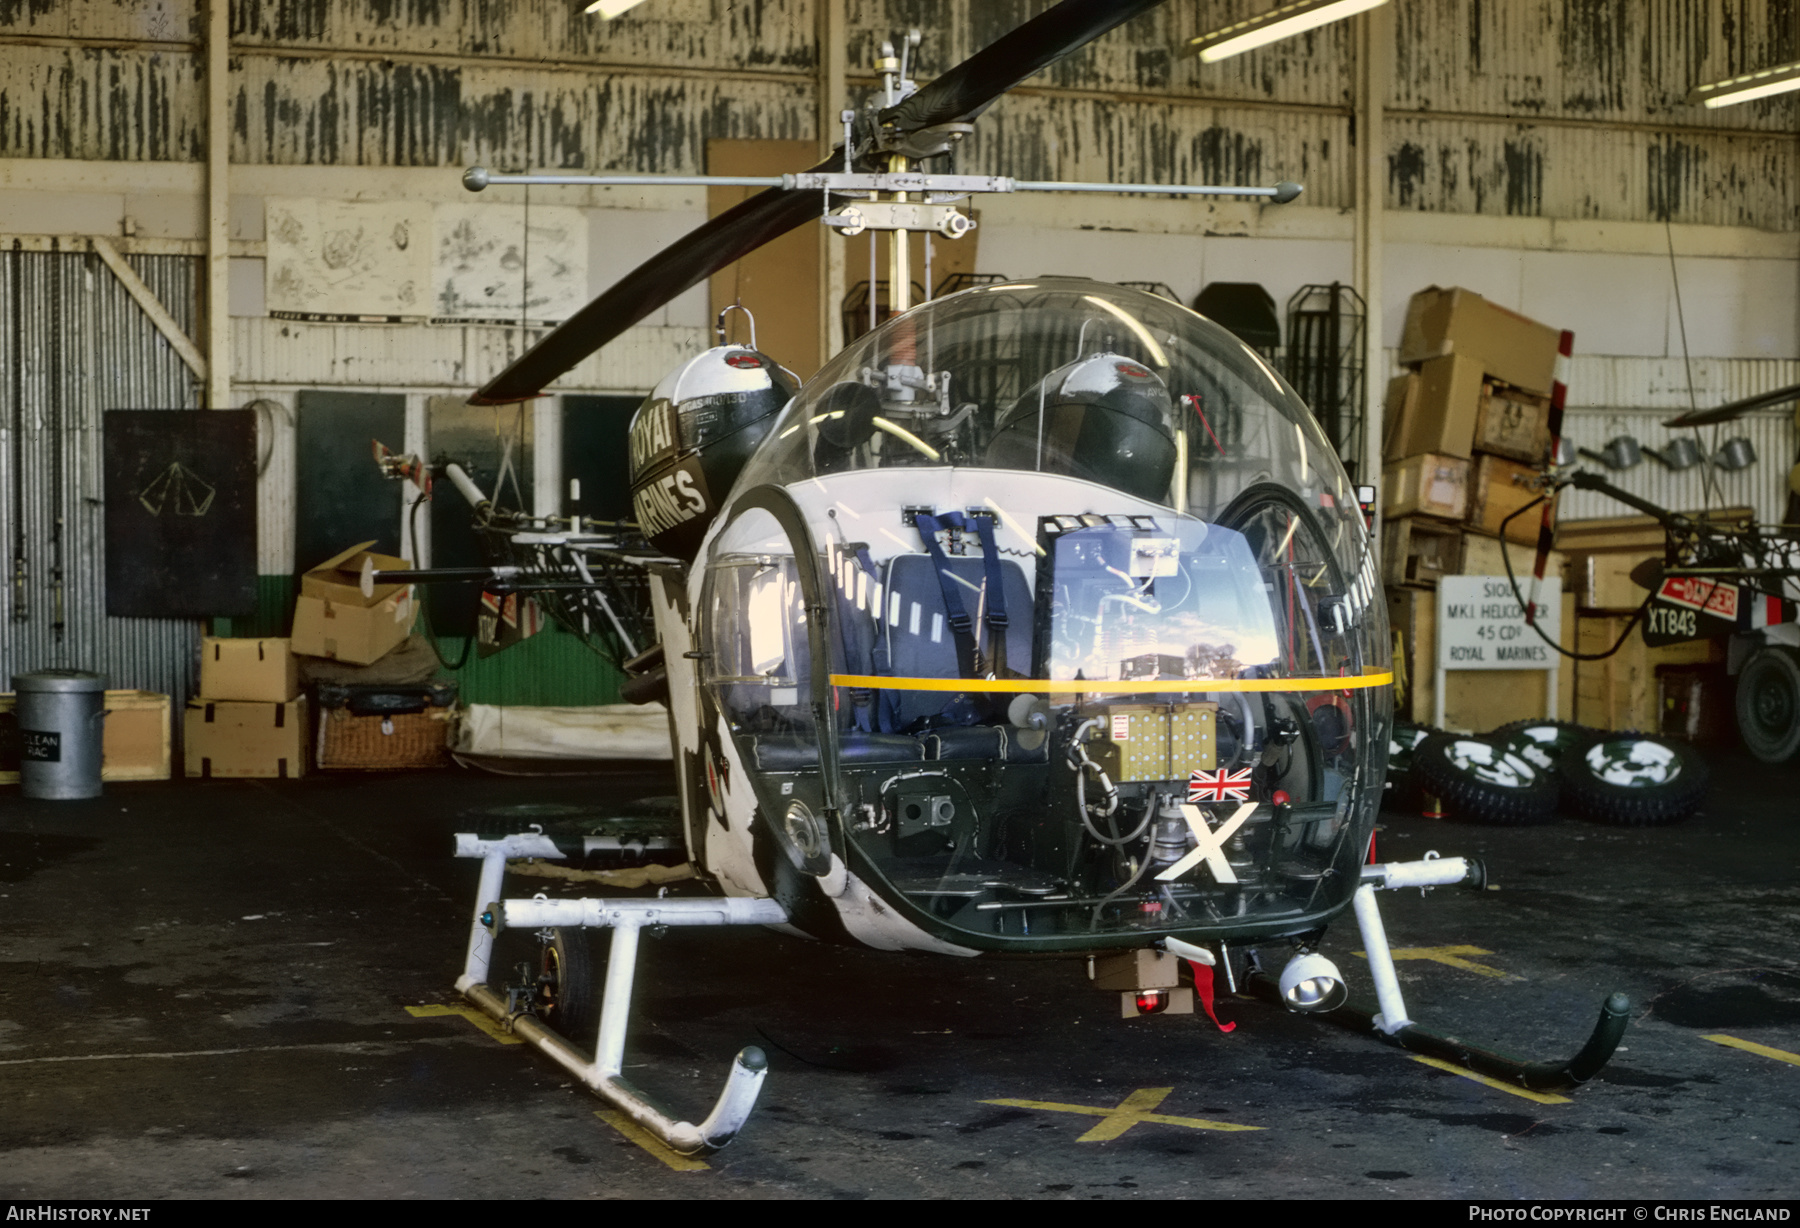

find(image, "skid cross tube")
[1247,856,1629,1092]
[453,835,788,1154]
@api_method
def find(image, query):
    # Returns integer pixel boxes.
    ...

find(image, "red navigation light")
[1135,990,1168,1015]
[725,353,762,369]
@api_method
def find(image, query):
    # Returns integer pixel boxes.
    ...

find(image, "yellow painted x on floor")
[983,1086,1262,1141]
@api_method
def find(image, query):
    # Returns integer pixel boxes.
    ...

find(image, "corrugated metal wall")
[0,246,203,704]
[1559,408,1795,523]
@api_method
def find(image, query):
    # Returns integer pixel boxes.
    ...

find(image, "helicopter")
[367,0,1632,1158]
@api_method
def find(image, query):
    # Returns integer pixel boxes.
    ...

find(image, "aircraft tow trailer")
[451,834,1630,1155]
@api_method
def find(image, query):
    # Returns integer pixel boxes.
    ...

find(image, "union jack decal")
[1188,766,1254,803]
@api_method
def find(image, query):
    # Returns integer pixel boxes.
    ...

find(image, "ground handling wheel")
[1412,732,1560,825]
[1385,722,1439,810]
[1492,718,1597,774]
[1735,645,1800,764]
[492,926,597,1046]
[1559,733,1710,827]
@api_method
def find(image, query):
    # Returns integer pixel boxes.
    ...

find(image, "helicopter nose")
[1278,952,1348,1013]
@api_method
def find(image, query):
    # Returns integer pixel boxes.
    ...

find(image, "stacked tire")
[1407,719,1709,827]
[1411,732,1560,825]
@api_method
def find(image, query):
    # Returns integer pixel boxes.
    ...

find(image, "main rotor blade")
[473,0,1174,405]
[1662,381,1800,428]
[470,152,839,406]
[880,0,1171,134]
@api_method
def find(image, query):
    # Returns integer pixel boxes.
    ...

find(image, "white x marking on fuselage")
[1154,801,1257,884]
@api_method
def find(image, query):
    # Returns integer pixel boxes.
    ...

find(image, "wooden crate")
[1472,383,1551,463]
[0,690,170,784]
[1572,550,1660,611]
[1382,516,1462,587]
[1466,454,1553,545]
[1460,531,1567,588]
[1574,615,1725,731]
[1555,507,1754,555]
[99,691,172,781]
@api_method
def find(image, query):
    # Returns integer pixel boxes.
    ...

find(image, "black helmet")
[984,353,1177,503]
[628,345,796,558]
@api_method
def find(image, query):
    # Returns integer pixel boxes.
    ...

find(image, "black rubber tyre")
[1411,732,1560,825]
[1735,645,1800,764]
[1560,733,1710,826]
[1385,722,1439,809]
[491,927,597,1045]
[1491,719,1598,774]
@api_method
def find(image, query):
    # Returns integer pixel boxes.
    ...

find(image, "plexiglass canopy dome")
[700,277,1391,950]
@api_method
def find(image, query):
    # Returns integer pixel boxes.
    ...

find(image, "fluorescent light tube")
[1186,0,1387,63]
[1686,62,1800,108]
[584,0,648,17]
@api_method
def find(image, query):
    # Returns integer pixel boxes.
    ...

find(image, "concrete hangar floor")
[1,752,1795,1202]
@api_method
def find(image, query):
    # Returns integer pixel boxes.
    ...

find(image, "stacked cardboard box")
[1380,288,1569,734]
[185,637,307,778]
[291,542,416,667]
[1382,287,1563,552]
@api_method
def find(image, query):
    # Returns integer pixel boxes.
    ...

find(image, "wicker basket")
[315,705,454,770]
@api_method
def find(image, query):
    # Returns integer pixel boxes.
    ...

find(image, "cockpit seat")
[881,552,1034,728]
[751,732,924,772]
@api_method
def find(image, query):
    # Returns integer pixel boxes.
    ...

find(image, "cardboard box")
[1382,516,1462,587]
[301,541,411,605]
[184,698,308,779]
[1385,355,1484,460]
[291,542,416,666]
[1382,453,1470,520]
[1381,372,1419,463]
[1473,383,1552,463]
[0,690,171,784]
[1399,286,1562,395]
[200,637,300,702]
[1466,454,1550,545]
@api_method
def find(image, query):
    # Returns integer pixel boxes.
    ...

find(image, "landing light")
[1278,952,1347,1013]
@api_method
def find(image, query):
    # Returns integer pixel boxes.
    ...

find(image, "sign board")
[1435,575,1562,728]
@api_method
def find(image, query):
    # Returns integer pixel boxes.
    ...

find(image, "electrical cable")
[1497,493,1654,661]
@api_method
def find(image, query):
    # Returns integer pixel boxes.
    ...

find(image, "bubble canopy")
[700,277,1390,951]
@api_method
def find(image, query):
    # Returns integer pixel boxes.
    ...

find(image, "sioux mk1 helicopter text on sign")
[367,0,1630,1158]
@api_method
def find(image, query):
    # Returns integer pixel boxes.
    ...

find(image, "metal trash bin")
[16,670,107,800]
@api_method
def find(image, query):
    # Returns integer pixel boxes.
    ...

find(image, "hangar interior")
[3,0,1799,1202]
